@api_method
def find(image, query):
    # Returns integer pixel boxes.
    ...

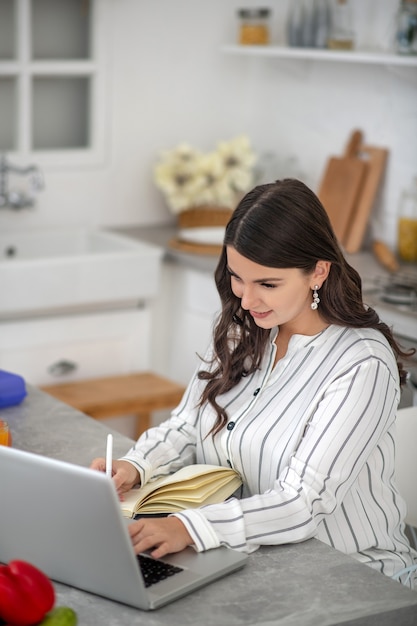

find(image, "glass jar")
[396,0,417,54]
[398,177,417,263]
[238,8,270,45]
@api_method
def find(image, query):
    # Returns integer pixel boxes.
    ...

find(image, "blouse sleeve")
[174,355,400,553]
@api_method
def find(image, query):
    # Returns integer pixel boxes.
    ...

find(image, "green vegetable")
[38,607,77,626]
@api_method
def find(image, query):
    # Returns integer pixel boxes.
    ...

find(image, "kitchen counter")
[114,223,417,338]
[113,224,221,273]
[113,224,417,281]
[2,386,417,625]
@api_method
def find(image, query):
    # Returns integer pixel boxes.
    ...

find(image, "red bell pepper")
[0,560,55,626]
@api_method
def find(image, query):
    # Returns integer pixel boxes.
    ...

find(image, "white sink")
[0,228,163,318]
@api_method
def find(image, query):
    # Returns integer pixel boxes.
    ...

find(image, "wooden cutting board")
[343,145,389,253]
[168,237,222,256]
[318,130,368,245]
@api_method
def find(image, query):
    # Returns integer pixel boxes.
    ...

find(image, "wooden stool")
[41,372,186,439]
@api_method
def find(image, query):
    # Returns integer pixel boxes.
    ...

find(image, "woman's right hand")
[90,457,140,494]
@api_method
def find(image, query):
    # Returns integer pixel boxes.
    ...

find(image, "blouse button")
[253,388,260,396]
[227,421,235,431]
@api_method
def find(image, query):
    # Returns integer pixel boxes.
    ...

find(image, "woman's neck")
[273,320,329,365]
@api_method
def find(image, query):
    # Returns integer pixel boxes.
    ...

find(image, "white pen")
[106,433,113,478]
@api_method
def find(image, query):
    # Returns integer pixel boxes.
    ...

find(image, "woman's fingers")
[90,457,106,472]
[128,517,192,558]
[90,458,140,494]
[112,461,140,492]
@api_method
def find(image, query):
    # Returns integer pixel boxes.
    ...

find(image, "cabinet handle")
[48,360,78,377]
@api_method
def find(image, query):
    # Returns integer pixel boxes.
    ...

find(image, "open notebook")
[121,463,242,517]
[0,446,247,611]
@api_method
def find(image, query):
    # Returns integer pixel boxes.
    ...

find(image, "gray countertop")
[111,223,417,279]
[1,386,417,625]
[114,224,417,345]
[112,224,221,273]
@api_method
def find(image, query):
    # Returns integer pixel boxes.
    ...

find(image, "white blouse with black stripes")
[121,324,417,588]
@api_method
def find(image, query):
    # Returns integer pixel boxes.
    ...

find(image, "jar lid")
[238,8,271,19]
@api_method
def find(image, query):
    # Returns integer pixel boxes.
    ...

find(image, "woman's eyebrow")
[227,265,283,283]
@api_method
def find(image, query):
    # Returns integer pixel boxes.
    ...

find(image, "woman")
[91,179,416,588]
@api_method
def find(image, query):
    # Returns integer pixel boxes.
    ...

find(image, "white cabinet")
[0,308,151,386]
[157,263,220,386]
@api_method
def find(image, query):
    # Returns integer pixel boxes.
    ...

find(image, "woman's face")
[226,246,327,334]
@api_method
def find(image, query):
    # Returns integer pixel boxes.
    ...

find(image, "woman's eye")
[261,282,276,289]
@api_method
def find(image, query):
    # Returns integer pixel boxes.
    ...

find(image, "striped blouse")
[121,324,417,588]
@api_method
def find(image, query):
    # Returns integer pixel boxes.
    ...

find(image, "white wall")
[0,0,416,249]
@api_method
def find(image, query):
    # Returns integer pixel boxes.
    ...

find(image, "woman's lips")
[250,310,272,320]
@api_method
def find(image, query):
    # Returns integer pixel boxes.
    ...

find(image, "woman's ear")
[312,261,331,287]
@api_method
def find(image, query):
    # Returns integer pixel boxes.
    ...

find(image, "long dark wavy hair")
[197,179,413,435]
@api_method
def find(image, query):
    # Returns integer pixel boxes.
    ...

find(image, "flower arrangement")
[153,135,257,215]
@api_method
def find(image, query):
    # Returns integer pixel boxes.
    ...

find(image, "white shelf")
[222,45,417,68]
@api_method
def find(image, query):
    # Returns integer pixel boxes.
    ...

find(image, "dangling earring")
[311,285,320,310]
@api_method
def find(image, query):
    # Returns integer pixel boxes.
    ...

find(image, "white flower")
[153,135,257,214]
[216,135,257,192]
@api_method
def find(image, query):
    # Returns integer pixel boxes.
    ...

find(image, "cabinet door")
[0,308,151,386]
[169,309,215,384]
[163,265,220,385]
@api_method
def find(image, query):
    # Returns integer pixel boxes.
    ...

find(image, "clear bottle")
[327,0,354,50]
[396,0,417,55]
[398,177,417,263]
[313,0,330,48]
[301,1,315,47]
[286,0,305,47]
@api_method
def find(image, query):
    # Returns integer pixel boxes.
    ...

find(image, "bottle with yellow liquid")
[0,419,12,446]
[398,176,417,263]
[327,0,354,50]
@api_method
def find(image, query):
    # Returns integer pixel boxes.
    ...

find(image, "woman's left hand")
[128,516,193,558]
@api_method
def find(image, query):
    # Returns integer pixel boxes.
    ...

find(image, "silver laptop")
[0,446,247,610]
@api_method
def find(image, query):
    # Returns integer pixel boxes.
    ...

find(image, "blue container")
[0,370,27,408]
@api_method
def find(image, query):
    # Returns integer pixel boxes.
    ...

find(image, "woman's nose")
[240,286,258,310]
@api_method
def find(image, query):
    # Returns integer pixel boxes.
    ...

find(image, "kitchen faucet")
[0,154,44,209]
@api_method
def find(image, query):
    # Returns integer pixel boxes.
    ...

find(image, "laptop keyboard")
[138,554,184,588]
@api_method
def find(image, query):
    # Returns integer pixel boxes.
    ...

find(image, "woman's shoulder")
[327,325,395,361]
